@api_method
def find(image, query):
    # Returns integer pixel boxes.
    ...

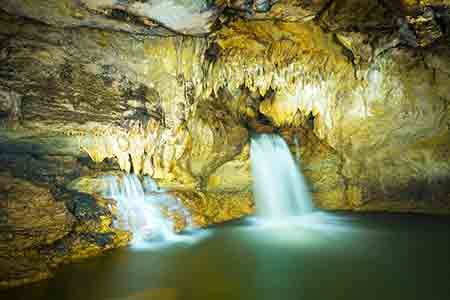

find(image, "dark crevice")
[128,153,135,174]
[314,0,335,25]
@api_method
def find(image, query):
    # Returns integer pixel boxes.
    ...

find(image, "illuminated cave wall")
[1,1,450,213]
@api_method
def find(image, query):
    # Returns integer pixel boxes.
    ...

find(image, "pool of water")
[3,212,450,300]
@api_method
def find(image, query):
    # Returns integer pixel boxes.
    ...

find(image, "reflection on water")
[110,288,177,300]
[2,212,450,300]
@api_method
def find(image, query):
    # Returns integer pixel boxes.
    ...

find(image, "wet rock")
[0,173,74,288]
[172,190,255,227]
[0,88,22,127]
[0,256,50,289]
[0,171,131,289]
[206,143,252,193]
[404,7,444,47]
[0,173,74,252]
[65,192,110,223]
[47,230,130,264]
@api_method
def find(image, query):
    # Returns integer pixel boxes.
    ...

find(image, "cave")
[1,1,450,299]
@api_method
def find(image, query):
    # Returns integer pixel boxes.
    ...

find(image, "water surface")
[3,212,450,300]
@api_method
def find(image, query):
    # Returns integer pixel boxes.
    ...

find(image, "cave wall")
[0,10,252,287]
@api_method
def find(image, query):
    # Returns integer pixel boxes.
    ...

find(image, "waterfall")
[103,174,192,244]
[250,134,313,220]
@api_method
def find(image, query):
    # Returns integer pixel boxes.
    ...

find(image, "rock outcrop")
[0,172,131,288]
[0,173,74,252]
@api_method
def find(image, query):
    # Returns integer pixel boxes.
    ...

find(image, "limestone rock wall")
[0,10,253,287]
[202,15,450,213]
[1,2,450,218]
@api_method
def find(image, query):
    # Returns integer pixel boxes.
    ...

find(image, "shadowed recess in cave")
[103,174,208,249]
[250,134,313,223]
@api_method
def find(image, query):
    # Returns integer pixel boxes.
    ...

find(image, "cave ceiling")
[1,1,449,44]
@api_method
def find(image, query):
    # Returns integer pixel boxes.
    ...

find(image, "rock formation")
[1,0,450,288]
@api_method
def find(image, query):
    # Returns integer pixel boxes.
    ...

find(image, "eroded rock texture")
[0,169,131,288]
[1,0,450,288]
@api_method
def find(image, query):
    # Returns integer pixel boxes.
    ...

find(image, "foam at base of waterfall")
[103,174,209,249]
[245,212,352,230]
[245,215,311,228]
[250,134,313,220]
[238,212,361,247]
[129,229,212,251]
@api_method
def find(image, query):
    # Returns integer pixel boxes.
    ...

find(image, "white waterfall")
[250,134,313,220]
[103,174,192,244]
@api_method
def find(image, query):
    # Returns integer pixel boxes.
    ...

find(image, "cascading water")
[250,134,313,221]
[103,174,193,245]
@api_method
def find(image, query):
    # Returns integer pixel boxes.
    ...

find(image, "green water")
[2,212,450,300]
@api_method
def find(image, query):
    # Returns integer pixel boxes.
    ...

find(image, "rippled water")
[3,212,450,300]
